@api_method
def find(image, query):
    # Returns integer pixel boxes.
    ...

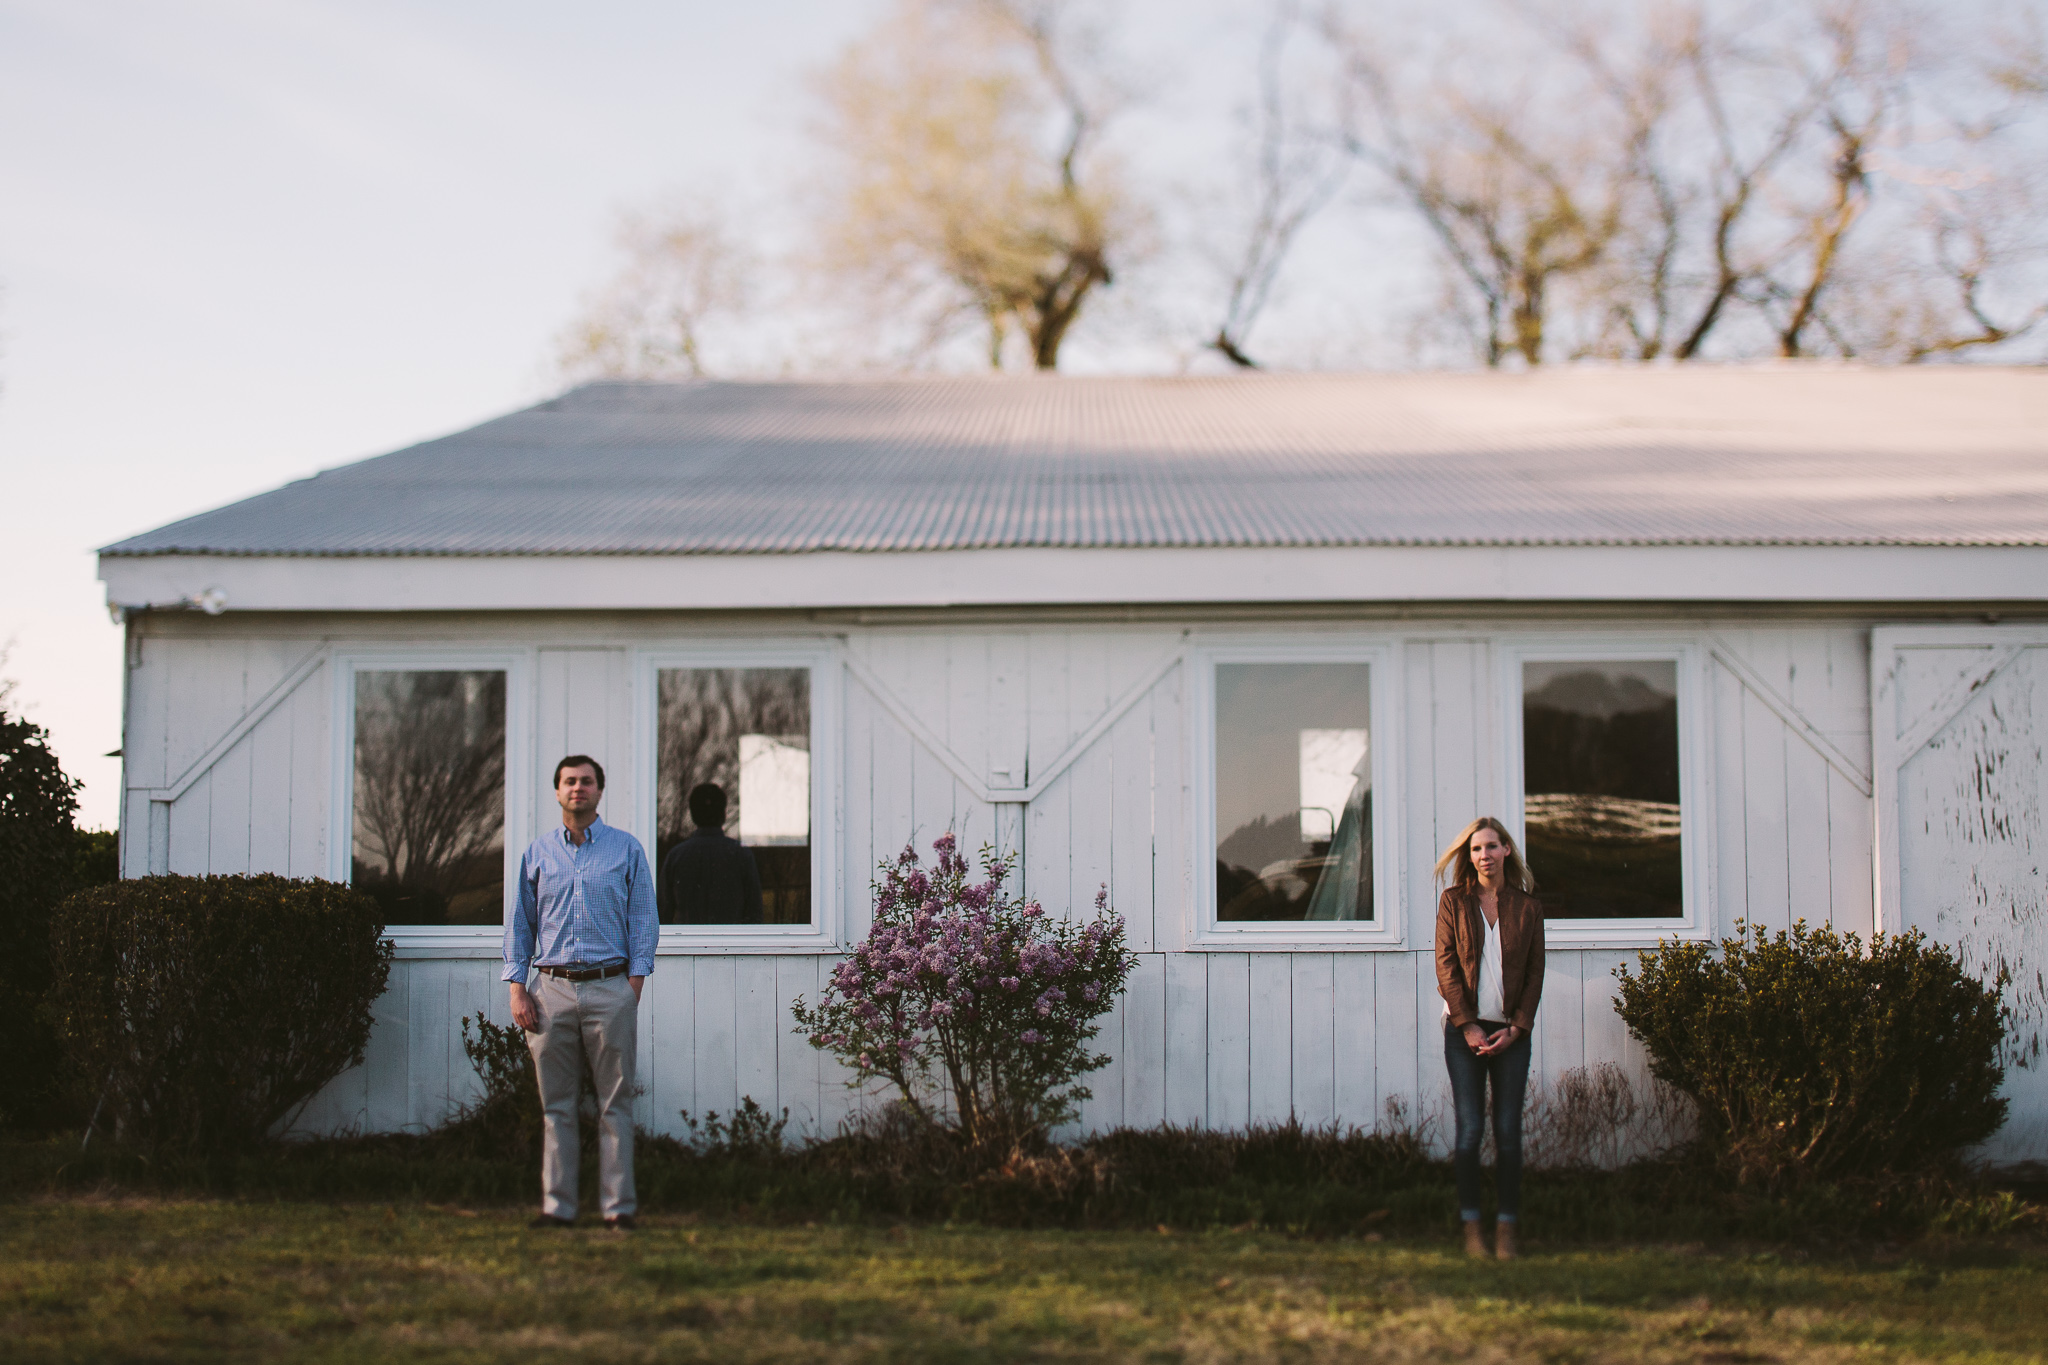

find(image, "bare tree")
[1840,5,2048,360]
[1324,0,2048,366]
[1660,12,1829,359]
[1735,4,1901,357]
[1529,2,1842,363]
[1559,11,1690,361]
[1902,187,2048,358]
[1328,7,1627,366]
[1205,5,1348,369]
[811,0,1136,370]
[352,671,505,905]
[555,203,753,381]
[542,0,2044,373]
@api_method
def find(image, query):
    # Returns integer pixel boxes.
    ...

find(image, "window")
[655,666,812,925]
[350,669,508,926]
[1195,645,1399,948]
[1519,658,1683,921]
[1216,663,1375,922]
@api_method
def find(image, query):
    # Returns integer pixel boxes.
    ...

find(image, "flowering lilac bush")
[793,833,1137,1151]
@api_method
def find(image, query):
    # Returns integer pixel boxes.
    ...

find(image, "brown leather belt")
[538,962,628,982]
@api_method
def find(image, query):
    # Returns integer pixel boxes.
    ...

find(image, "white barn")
[98,368,2048,1160]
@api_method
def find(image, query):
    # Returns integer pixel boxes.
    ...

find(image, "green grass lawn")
[5,1198,2046,1363]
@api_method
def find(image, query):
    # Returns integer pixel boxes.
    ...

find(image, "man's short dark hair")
[688,782,728,829]
[554,754,606,789]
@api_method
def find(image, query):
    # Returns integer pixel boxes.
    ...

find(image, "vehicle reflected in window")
[1522,660,1682,919]
[352,669,507,925]
[1214,663,1374,922]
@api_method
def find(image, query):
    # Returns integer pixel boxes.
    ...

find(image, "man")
[660,781,764,924]
[505,755,656,1230]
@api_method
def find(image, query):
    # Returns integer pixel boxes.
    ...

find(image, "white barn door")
[1874,625,2048,1162]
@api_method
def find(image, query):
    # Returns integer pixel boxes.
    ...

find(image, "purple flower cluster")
[791,833,1136,1149]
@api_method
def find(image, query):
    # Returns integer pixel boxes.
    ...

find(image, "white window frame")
[1499,636,1714,947]
[329,648,536,956]
[633,641,843,952]
[1189,638,1405,950]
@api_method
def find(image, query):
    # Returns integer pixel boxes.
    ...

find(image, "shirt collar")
[561,814,606,846]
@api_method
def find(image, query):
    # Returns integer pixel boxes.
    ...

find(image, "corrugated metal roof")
[100,369,2048,556]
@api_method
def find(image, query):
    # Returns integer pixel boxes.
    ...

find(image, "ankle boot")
[1495,1221,1518,1261]
[1462,1219,1488,1258]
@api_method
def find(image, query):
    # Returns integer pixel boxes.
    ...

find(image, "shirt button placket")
[574,837,587,958]
[569,840,584,961]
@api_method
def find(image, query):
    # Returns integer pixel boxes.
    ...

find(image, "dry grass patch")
[3,1199,2045,1363]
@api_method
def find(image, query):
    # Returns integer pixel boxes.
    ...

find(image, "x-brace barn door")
[1873,625,2048,1159]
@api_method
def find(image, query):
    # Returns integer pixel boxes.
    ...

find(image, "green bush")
[47,874,393,1155]
[449,1011,544,1160]
[1615,920,2009,1189]
[0,709,116,1132]
[461,1011,539,1116]
[681,1097,792,1161]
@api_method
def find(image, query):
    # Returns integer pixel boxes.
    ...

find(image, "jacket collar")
[1456,880,1529,924]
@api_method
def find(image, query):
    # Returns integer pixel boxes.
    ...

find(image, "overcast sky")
[0,4,792,823]
[2,0,1408,828]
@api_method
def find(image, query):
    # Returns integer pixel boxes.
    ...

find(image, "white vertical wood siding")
[122,634,331,882]
[124,619,1901,1148]
[1876,628,2048,1163]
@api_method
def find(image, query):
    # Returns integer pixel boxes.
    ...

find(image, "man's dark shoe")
[604,1214,637,1231]
[529,1214,575,1229]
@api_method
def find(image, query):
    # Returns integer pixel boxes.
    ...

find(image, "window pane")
[352,670,506,926]
[1522,660,1682,920]
[1215,663,1374,923]
[657,667,811,925]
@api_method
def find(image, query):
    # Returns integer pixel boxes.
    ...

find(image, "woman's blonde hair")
[1434,816,1535,892]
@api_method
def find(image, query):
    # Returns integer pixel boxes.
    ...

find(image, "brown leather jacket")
[1434,884,1546,1030]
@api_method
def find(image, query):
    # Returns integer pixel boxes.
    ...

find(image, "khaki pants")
[526,971,638,1220]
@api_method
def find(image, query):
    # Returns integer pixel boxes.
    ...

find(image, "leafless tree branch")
[1207,4,1348,368]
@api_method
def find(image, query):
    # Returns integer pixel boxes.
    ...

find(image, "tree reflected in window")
[1522,660,1682,920]
[352,670,507,925]
[656,667,811,925]
[1214,663,1374,922]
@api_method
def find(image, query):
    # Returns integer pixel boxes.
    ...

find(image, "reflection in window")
[1215,663,1373,922]
[1522,660,1682,919]
[352,670,507,926]
[657,668,811,925]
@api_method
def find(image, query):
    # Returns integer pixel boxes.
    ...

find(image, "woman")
[1433,816,1544,1260]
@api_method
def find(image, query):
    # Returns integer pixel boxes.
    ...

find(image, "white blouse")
[1440,903,1512,1026]
[1476,912,1507,1024]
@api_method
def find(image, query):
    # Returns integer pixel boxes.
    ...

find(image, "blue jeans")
[1444,1022,1531,1221]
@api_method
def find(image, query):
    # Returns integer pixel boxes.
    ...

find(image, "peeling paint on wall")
[1899,647,2046,1073]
